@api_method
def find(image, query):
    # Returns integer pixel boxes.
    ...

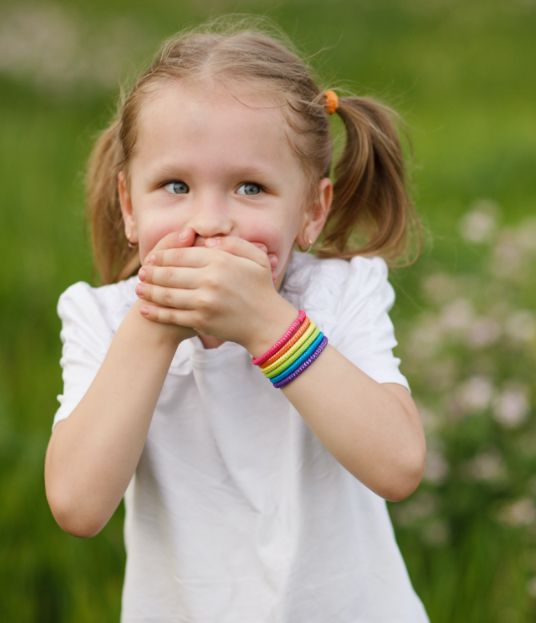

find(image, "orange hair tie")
[324,90,339,115]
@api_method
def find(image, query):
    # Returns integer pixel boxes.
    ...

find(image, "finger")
[145,246,215,269]
[142,227,195,263]
[139,301,199,330]
[138,263,199,290]
[136,281,199,310]
[205,236,273,270]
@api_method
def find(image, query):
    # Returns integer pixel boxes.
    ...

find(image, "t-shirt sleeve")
[52,282,113,431]
[329,256,410,392]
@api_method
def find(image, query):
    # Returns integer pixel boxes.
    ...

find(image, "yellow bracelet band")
[266,326,321,379]
[261,321,318,375]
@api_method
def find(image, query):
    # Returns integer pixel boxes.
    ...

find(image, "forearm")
[45,300,187,537]
[245,300,426,502]
[280,345,425,501]
[125,235,425,501]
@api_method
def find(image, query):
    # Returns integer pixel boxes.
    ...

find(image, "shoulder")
[57,276,138,335]
[283,250,388,288]
[283,252,394,330]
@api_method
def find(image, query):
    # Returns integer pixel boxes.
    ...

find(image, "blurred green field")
[1,0,535,621]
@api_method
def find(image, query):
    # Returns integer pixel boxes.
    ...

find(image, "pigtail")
[317,96,422,266]
[85,120,140,285]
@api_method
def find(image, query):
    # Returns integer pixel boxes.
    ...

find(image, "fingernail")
[269,254,278,268]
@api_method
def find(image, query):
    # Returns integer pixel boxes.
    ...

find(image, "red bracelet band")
[252,309,306,366]
[261,317,311,369]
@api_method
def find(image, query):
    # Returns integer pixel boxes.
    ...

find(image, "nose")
[187,192,235,241]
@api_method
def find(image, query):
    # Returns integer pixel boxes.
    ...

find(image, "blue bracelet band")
[270,331,325,385]
[274,336,329,388]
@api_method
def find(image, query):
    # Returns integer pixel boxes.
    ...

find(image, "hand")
[136,228,199,342]
[135,234,293,350]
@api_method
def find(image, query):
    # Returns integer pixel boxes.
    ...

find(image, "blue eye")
[164,181,189,194]
[237,182,262,196]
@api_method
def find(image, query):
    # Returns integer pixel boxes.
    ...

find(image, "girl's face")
[118,80,332,290]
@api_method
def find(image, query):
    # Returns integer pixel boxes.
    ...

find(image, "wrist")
[130,300,192,348]
[243,296,300,359]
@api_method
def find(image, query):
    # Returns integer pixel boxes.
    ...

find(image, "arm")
[45,299,190,539]
[244,298,427,502]
[135,236,425,502]
[45,236,194,537]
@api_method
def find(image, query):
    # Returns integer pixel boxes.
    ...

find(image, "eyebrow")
[147,161,276,181]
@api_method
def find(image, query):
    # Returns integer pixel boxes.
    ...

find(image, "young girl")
[45,18,429,622]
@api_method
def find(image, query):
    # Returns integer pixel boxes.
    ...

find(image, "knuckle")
[153,305,172,324]
[162,266,175,282]
[161,307,175,324]
[197,291,215,312]
[205,273,221,291]
[160,288,174,306]
[171,248,182,260]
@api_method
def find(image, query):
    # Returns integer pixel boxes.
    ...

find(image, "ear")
[298,177,333,248]
[117,170,138,244]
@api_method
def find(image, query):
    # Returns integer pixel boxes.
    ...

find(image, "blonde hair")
[85,16,423,284]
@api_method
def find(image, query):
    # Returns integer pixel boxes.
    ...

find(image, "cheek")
[241,219,298,284]
[242,219,295,256]
[137,216,186,259]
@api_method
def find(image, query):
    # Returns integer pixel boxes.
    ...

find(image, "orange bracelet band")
[261,317,311,369]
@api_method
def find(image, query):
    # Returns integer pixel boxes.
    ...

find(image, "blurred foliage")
[1,0,535,621]
[392,206,536,621]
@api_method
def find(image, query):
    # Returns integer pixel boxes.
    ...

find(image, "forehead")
[133,79,301,173]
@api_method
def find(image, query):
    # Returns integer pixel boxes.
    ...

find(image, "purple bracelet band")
[273,336,328,388]
[252,309,306,366]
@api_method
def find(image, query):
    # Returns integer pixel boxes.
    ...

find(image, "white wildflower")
[439,298,475,333]
[0,4,79,89]
[467,316,501,348]
[417,404,439,434]
[422,358,457,391]
[504,310,536,344]
[392,491,437,526]
[491,230,524,277]
[0,4,149,95]
[409,314,443,359]
[513,216,536,254]
[492,384,531,428]
[459,199,499,243]
[421,272,459,305]
[424,448,449,484]
[455,375,494,413]
[496,498,536,527]
[463,451,506,482]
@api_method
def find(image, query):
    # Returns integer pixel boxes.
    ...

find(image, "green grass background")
[1,0,535,620]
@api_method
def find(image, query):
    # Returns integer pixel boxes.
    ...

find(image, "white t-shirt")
[53,250,429,623]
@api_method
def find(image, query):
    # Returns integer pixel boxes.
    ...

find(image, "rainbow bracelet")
[252,310,328,388]
[252,309,306,366]
[263,323,319,376]
[274,336,328,388]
